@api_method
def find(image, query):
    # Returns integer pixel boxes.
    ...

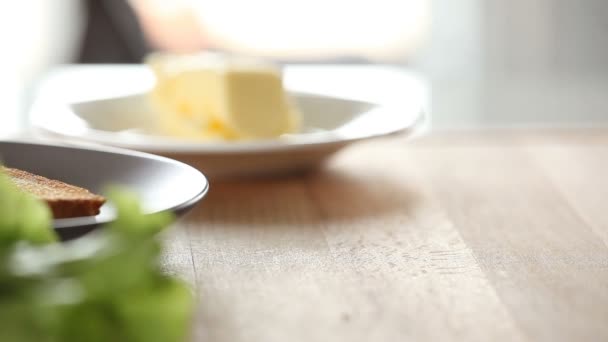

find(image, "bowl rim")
[0,140,209,234]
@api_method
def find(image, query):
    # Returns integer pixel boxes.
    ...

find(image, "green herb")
[0,171,193,342]
[0,170,56,246]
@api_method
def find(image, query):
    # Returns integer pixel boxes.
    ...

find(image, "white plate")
[30,65,428,177]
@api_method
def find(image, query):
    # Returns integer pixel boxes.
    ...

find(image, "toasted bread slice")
[4,167,105,219]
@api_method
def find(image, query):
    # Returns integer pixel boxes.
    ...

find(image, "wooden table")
[162,130,608,342]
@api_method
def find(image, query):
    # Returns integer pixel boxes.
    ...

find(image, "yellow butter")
[147,53,300,140]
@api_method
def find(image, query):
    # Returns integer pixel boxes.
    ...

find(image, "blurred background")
[1,0,607,135]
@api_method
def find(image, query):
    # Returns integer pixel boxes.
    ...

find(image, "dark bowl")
[1,140,209,240]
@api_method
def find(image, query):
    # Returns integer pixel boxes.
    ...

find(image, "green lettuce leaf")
[0,174,193,342]
[0,170,56,246]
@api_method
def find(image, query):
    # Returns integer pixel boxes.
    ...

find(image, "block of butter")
[146,53,300,140]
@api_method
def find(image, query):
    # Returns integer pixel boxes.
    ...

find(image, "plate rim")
[30,89,426,154]
[0,140,209,231]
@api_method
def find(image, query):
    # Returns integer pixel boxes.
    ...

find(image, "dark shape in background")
[78,0,149,63]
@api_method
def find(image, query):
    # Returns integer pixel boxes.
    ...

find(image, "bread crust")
[4,167,106,219]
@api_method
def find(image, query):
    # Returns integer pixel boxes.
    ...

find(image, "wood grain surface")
[161,130,608,342]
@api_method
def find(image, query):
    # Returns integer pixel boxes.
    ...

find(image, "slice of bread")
[4,167,106,219]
